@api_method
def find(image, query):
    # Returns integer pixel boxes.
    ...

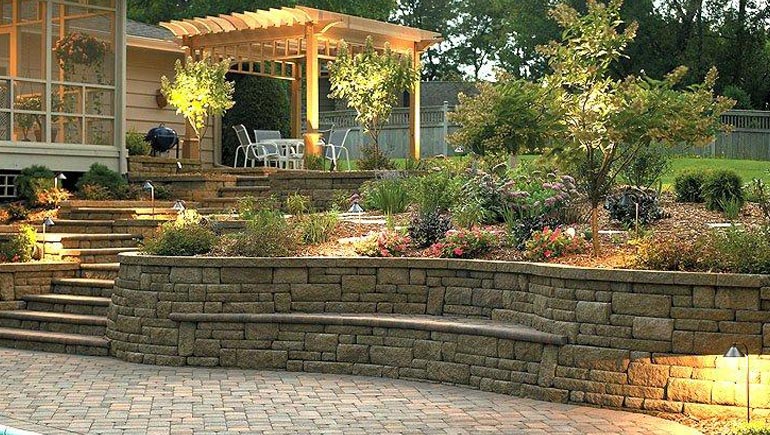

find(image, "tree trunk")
[591,205,600,256]
[509,153,518,169]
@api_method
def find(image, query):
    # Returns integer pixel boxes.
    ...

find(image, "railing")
[721,110,770,132]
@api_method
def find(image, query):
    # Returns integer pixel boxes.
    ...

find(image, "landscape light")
[41,217,55,258]
[724,342,751,422]
[54,173,66,189]
[143,181,155,218]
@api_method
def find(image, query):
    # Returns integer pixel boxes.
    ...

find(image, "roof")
[127,19,175,41]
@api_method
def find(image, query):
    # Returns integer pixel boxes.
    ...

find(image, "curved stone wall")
[109,254,770,419]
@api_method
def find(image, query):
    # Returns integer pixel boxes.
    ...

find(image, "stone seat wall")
[109,254,770,420]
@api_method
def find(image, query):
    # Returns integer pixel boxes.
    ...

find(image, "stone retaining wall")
[110,254,770,419]
[268,171,377,210]
[0,262,79,309]
[127,156,202,176]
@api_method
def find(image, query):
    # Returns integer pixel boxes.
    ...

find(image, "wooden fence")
[319,107,770,161]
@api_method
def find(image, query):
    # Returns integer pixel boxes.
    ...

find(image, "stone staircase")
[198,174,272,214]
[0,203,158,356]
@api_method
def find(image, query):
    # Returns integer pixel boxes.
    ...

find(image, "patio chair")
[253,130,287,168]
[325,129,352,171]
[232,125,256,167]
[287,142,305,169]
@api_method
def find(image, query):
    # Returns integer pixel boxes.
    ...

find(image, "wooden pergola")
[160,6,442,160]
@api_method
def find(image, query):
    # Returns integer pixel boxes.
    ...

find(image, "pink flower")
[544,250,553,258]
[453,248,464,257]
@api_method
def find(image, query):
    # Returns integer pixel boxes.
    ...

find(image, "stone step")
[46,219,116,234]
[0,310,107,336]
[217,185,271,198]
[0,326,109,356]
[40,233,141,250]
[23,294,111,316]
[78,263,120,280]
[52,278,115,298]
[235,175,271,187]
[61,247,140,264]
[59,207,178,221]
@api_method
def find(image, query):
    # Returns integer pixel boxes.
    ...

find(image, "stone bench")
[164,312,569,399]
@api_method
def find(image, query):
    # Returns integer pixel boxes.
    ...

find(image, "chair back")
[254,130,282,143]
[232,125,253,146]
[326,129,351,160]
[318,123,334,145]
[247,144,267,160]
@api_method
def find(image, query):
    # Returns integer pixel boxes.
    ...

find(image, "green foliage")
[285,193,311,216]
[525,226,587,261]
[144,211,217,256]
[354,230,411,257]
[360,177,409,215]
[746,178,770,223]
[357,144,396,170]
[126,130,150,156]
[731,422,770,435]
[76,163,127,198]
[221,75,290,166]
[328,37,419,150]
[674,171,707,203]
[408,211,452,248]
[15,165,54,204]
[299,211,339,245]
[619,142,671,188]
[78,184,112,201]
[449,77,560,160]
[0,224,37,263]
[604,187,667,226]
[35,188,70,209]
[304,154,325,171]
[429,228,497,259]
[219,208,296,257]
[723,85,753,110]
[703,169,744,212]
[161,56,235,140]
[408,171,461,215]
[452,200,489,229]
[5,203,29,223]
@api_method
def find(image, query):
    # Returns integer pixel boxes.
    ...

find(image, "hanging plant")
[53,32,110,82]
[15,95,42,141]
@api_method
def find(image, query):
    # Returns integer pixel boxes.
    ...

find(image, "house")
[0,3,441,197]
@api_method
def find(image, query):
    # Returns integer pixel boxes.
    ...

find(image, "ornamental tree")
[161,56,235,140]
[328,37,420,150]
[538,0,734,255]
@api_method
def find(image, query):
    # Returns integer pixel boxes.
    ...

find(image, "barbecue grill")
[145,124,179,157]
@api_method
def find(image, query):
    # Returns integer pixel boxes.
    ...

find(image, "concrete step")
[0,310,107,336]
[217,185,271,198]
[0,326,109,356]
[78,263,120,280]
[40,233,141,250]
[23,294,111,316]
[52,278,115,298]
[60,247,140,264]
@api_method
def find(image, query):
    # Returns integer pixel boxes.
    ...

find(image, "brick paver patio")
[0,349,700,435]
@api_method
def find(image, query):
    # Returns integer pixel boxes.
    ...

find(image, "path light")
[454,146,465,155]
[54,173,66,189]
[143,181,155,218]
[172,200,186,213]
[42,217,54,259]
[348,193,364,224]
[176,161,182,171]
[724,342,751,422]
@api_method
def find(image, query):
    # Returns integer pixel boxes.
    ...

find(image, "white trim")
[117,0,127,174]
[127,36,183,53]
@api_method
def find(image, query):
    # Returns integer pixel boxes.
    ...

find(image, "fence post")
[442,100,449,156]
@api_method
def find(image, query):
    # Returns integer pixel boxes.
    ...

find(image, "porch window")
[0,0,117,146]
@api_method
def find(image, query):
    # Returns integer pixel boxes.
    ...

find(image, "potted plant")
[53,31,110,83]
[15,95,42,141]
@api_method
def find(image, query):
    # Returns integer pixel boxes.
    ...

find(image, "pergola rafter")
[161,6,441,161]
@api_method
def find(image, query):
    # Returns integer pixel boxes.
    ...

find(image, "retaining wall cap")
[168,312,569,345]
[119,253,768,286]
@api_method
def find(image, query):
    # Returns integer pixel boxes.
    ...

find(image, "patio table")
[260,138,305,169]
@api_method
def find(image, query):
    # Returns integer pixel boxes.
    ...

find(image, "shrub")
[126,130,150,156]
[35,187,70,209]
[78,184,112,201]
[635,237,705,271]
[354,230,411,257]
[299,211,338,245]
[305,154,325,171]
[619,141,671,188]
[285,193,311,216]
[452,199,490,229]
[357,144,396,170]
[746,178,770,222]
[144,211,216,256]
[604,186,667,226]
[5,203,29,222]
[0,224,37,263]
[408,210,452,248]
[76,163,127,198]
[430,228,497,259]
[15,165,54,204]
[458,168,506,223]
[237,196,280,220]
[360,177,409,215]
[723,85,753,110]
[703,169,744,212]
[674,170,706,203]
[505,212,561,250]
[408,170,462,214]
[731,422,770,435]
[524,226,588,261]
[219,208,296,257]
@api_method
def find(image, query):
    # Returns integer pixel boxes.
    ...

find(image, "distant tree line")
[129,0,770,109]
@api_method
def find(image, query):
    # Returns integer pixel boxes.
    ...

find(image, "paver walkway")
[0,349,700,435]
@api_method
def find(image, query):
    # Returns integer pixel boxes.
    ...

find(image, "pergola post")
[291,64,302,139]
[409,46,422,160]
[304,24,321,156]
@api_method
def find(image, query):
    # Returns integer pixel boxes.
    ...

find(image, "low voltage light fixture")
[143,181,155,218]
[54,173,66,189]
[172,200,186,213]
[724,342,751,422]
[41,217,55,258]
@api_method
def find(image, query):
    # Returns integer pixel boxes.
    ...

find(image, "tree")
[328,37,419,151]
[161,56,235,141]
[538,0,733,254]
[448,76,561,166]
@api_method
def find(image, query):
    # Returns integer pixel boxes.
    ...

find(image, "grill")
[145,124,179,157]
